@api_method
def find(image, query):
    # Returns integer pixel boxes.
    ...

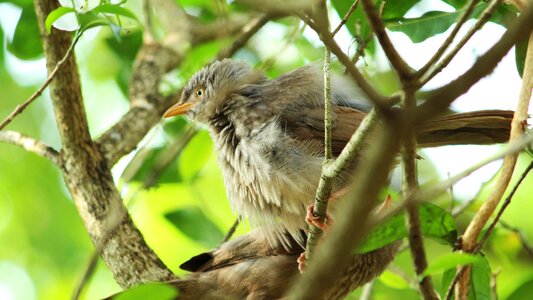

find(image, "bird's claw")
[305,204,334,230]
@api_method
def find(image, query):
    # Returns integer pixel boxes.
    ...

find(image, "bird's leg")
[305,185,352,230]
[299,193,393,273]
[305,204,334,230]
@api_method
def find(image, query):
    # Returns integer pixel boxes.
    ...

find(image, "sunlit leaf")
[91,4,140,23]
[113,283,178,300]
[45,6,75,33]
[379,270,411,290]
[507,278,533,300]
[8,8,43,60]
[423,252,480,277]
[165,206,224,248]
[78,12,110,32]
[358,202,457,253]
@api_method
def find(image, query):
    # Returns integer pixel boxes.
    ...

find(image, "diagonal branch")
[416,3,533,122]
[418,0,505,87]
[417,0,481,77]
[0,130,60,164]
[360,0,414,80]
[0,32,81,131]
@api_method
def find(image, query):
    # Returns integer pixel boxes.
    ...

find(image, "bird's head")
[163,59,266,124]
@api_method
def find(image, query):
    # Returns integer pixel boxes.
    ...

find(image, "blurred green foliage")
[0,0,532,299]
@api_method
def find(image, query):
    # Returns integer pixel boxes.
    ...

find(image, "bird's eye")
[196,89,203,97]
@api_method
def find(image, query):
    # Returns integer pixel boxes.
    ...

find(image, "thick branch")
[0,130,60,164]
[33,0,175,287]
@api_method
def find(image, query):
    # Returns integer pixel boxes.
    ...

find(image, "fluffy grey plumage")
[165,59,513,248]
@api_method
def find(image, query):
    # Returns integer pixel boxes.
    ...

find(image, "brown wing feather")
[282,105,366,156]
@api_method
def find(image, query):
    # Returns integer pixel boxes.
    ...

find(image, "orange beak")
[163,102,195,118]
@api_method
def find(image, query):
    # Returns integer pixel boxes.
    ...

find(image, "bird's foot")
[305,204,334,230]
[297,252,306,274]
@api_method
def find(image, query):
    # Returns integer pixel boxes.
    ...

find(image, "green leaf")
[113,283,178,300]
[439,255,493,300]
[358,202,457,253]
[441,267,457,299]
[507,278,533,300]
[469,255,491,300]
[423,252,481,277]
[178,130,213,182]
[91,4,141,23]
[381,0,421,19]
[7,8,43,60]
[78,12,111,32]
[379,270,411,290]
[515,39,527,78]
[165,207,224,248]
[45,6,75,33]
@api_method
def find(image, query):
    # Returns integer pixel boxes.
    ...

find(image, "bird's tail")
[416,110,516,147]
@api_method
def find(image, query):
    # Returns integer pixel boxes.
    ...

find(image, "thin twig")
[72,251,99,300]
[0,32,81,131]
[332,0,359,37]
[458,11,533,299]
[416,3,533,121]
[305,27,333,260]
[418,0,504,87]
[222,218,240,243]
[474,160,533,252]
[216,14,272,60]
[0,130,60,164]
[142,0,156,42]
[500,221,533,257]
[417,0,481,77]
[302,16,390,109]
[444,266,468,300]
[360,0,413,80]
[402,89,438,298]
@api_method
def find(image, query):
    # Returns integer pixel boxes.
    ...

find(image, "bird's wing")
[280,104,367,156]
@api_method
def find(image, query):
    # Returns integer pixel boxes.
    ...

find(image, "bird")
[170,227,400,299]
[163,59,513,248]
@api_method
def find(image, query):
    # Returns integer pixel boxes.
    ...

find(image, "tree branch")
[416,3,533,122]
[402,91,439,299]
[418,0,505,87]
[0,130,60,164]
[360,0,414,80]
[33,0,175,287]
[457,5,533,296]
[302,15,391,110]
[216,14,272,60]
[0,32,81,131]
[417,0,481,77]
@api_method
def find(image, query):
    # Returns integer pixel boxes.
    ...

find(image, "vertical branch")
[305,0,333,261]
[402,90,439,299]
[33,0,175,287]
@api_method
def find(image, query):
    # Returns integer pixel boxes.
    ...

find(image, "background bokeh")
[1,0,532,299]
